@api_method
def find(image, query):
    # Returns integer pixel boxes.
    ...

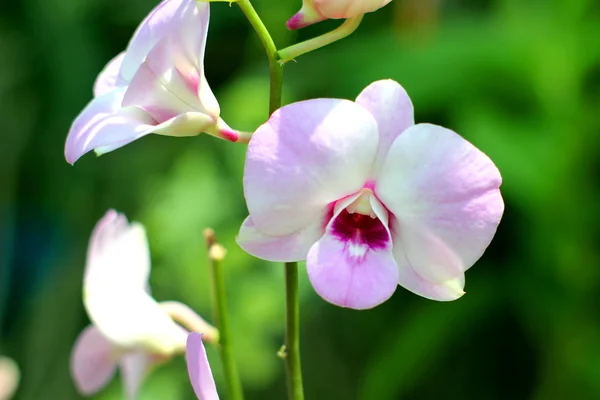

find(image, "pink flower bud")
[287,0,392,29]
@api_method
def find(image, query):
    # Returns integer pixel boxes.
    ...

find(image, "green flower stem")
[236,0,283,115]
[277,16,364,63]
[236,2,304,399]
[205,229,244,400]
[284,262,304,400]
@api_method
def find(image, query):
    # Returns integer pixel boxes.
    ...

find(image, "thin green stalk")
[277,16,363,63]
[236,0,283,115]
[236,3,304,399]
[205,229,244,400]
[284,262,304,400]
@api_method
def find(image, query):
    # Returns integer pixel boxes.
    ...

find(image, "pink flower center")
[331,210,388,250]
[331,189,389,254]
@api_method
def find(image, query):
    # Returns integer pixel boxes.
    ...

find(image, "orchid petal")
[120,351,155,400]
[84,210,150,292]
[391,216,466,300]
[94,52,126,97]
[244,99,379,236]
[186,333,219,400]
[286,1,326,30]
[355,79,414,176]
[377,124,504,283]
[123,35,214,123]
[119,0,209,84]
[306,194,399,309]
[319,0,392,18]
[84,210,187,355]
[65,88,156,164]
[70,325,120,396]
[86,288,188,355]
[236,209,330,262]
[0,356,19,400]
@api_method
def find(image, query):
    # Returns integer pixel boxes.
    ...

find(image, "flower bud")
[287,0,392,29]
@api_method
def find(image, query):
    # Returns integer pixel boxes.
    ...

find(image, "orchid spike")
[237,79,504,310]
[65,0,238,165]
[287,0,392,29]
[71,210,218,399]
[186,333,219,400]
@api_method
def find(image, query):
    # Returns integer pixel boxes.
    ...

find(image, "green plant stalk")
[284,261,304,400]
[207,239,244,400]
[277,16,363,63]
[237,0,283,115]
[236,2,304,399]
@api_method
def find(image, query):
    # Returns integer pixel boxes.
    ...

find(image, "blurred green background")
[1,0,600,398]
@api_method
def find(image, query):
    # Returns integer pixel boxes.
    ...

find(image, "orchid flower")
[0,356,19,400]
[71,210,218,399]
[65,0,239,165]
[186,333,219,400]
[237,79,504,310]
[287,0,392,29]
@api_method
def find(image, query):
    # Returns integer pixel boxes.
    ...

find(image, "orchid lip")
[331,189,390,254]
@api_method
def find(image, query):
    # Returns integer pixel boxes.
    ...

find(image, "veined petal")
[355,79,414,177]
[120,351,156,400]
[123,35,216,122]
[70,325,120,396]
[306,194,399,309]
[119,0,209,84]
[94,52,126,97]
[377,124,504,282]
[65,88,156,164]
[236,207,331,262]
[186,333,219,400]
[244,99,379,236]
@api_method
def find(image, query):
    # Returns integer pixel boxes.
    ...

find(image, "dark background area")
[1,0,600,398]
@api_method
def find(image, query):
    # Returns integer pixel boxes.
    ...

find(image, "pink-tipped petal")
[94,52,126,97]
[70,326,120,396]
[306,194,399,309]
[355,79,414,176]
[236,210,330,262]
[186,333,219,400]
[315,0,393,19]
[65,88,156,164]
[286,2,326,30]
[120,351,155,400]
[377,123,504,282]
[244,99,379,236]
[119,0,209,83]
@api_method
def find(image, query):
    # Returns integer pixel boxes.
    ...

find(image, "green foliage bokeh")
[1,0,599,399]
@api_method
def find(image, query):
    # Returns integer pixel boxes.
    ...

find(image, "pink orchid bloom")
[0,356,19,400]
[287,0,392,29]
[71,210,217,399]
[65,0,238,165]
[237,79,504,310]
[186,333,219,400]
